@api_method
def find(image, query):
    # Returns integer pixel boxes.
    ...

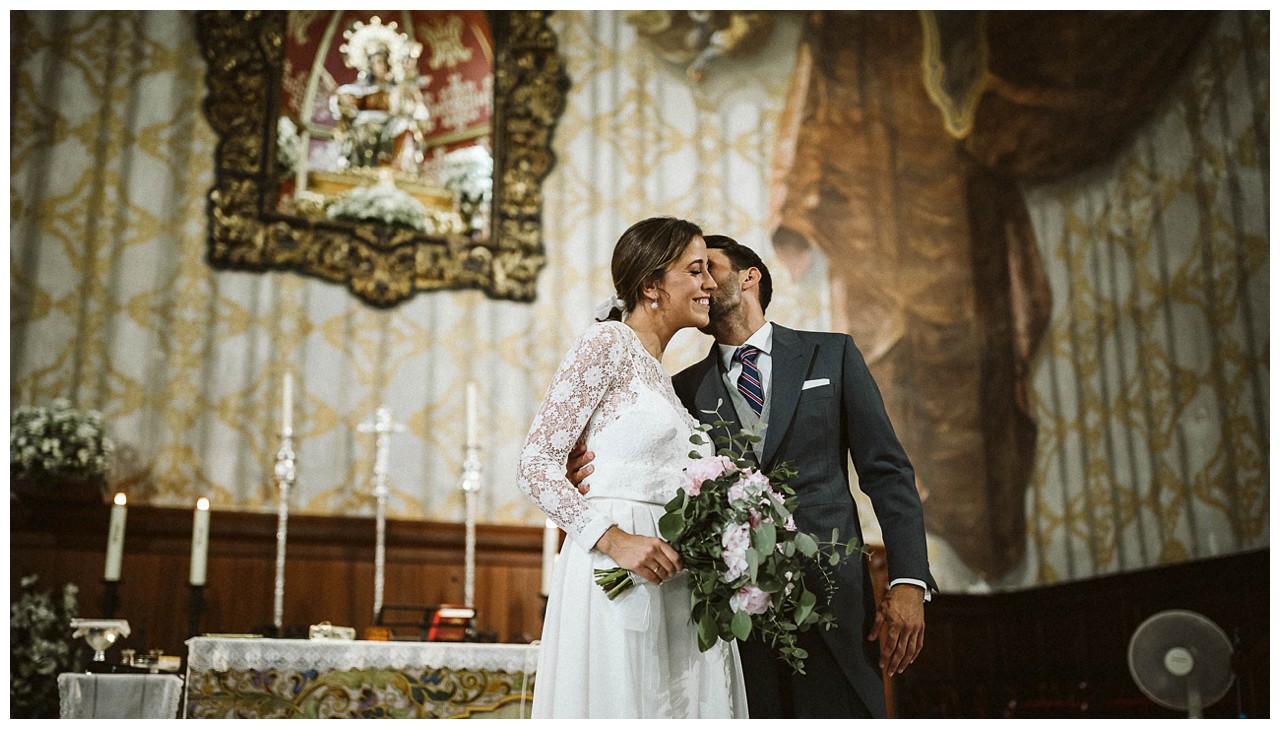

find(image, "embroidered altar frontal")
[185,638,538,719]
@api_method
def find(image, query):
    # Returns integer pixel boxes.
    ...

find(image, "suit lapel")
[761,325,814,468]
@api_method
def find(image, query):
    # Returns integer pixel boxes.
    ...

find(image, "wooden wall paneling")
[892,549,1269,718]
[11,498,548,660]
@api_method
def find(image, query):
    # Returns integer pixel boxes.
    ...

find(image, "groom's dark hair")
[704,235,772,314]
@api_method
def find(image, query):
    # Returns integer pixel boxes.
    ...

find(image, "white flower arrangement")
[326,177,436,233]
[440,145,494,203]
[439,145,493,236]
[11,399,114,485]
[277,115,303,174]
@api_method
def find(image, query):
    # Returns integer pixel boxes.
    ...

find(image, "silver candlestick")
[358,406,405,623]
[272,428,296,636]
[459,443,483,608]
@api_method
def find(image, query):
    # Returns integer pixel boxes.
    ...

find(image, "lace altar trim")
[185,637,541,674]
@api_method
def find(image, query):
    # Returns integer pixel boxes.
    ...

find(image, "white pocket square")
[802,378,830,390]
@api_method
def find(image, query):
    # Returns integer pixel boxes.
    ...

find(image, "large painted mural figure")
[769,10,1212,580]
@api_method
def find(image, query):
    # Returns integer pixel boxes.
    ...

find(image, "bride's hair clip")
[594,293,625,321]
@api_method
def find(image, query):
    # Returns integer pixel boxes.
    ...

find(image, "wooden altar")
[185,637,538,719]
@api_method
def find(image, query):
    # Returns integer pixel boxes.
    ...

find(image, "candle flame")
[197,497,210,511]
[113,492,127,506]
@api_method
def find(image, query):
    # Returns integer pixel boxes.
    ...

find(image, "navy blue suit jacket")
[672,324,935,716]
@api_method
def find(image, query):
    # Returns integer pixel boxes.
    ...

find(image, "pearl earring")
[650,300,659,310]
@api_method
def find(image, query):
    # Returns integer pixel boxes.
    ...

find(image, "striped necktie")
[735,345,765,416]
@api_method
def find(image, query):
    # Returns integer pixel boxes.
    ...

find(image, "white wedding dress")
[517,320,749,719]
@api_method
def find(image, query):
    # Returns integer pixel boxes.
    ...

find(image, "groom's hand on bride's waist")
[566,443,595,494]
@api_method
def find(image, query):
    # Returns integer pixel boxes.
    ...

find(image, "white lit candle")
[104,492,127,581]
[190,497,211,586]
[541,518,559,596]
[466,383,479,448]
[282,373,294,433]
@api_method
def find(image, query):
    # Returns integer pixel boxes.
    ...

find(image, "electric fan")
[1127,609,1234,718]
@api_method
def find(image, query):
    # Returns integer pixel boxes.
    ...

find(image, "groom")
[569,235,935,718]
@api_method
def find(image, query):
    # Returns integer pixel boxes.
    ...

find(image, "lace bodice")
[517,321,710,549]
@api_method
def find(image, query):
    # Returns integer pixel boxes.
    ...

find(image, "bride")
[517,217,749,718]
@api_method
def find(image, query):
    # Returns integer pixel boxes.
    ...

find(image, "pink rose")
[721,523,751,581]
[727,478,747,503]
[729,584,772,615]
[741,469,771,496]
[747,509,762,528]
[685,455,735,496]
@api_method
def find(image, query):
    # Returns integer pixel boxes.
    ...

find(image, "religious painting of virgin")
[276,10,495,240]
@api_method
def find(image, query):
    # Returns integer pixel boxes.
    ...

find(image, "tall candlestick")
[460,443,483,608]
[282,373,294,433]
[272,429,297,635]
[466,383,479,448]
[190,498,211,586]
[359,407,404,623]
[104,493,127,581]
[541,519,559,597]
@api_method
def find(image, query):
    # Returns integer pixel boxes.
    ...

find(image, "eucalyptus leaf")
[731,610,752,641]
[658,511,685,542]
[795,532,818,557]
[752,522,777,555]
[698,610,718,652]
[795,588,817,625]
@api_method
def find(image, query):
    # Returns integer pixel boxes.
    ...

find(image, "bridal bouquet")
[595,410,861,673]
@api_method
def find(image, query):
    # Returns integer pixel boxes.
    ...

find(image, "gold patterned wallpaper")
[10,10,822,526]
[990,10,1269,589]
[9,11,1267,592]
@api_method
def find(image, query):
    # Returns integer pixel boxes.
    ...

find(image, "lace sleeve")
[517,323,628,549]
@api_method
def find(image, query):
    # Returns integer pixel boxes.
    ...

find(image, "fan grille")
[1127,609,1234,712]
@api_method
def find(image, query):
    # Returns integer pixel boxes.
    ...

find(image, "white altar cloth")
[59,672,184,719]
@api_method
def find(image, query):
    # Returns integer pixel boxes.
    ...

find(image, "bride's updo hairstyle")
[600,217,704,322]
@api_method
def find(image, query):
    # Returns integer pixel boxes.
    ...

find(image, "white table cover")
[58,672,184,719]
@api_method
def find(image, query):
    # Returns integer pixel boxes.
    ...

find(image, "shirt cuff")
[888,578,931,602]
[574,514,617,553]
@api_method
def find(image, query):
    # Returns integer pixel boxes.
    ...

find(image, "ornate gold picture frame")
[195,10,568,307]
